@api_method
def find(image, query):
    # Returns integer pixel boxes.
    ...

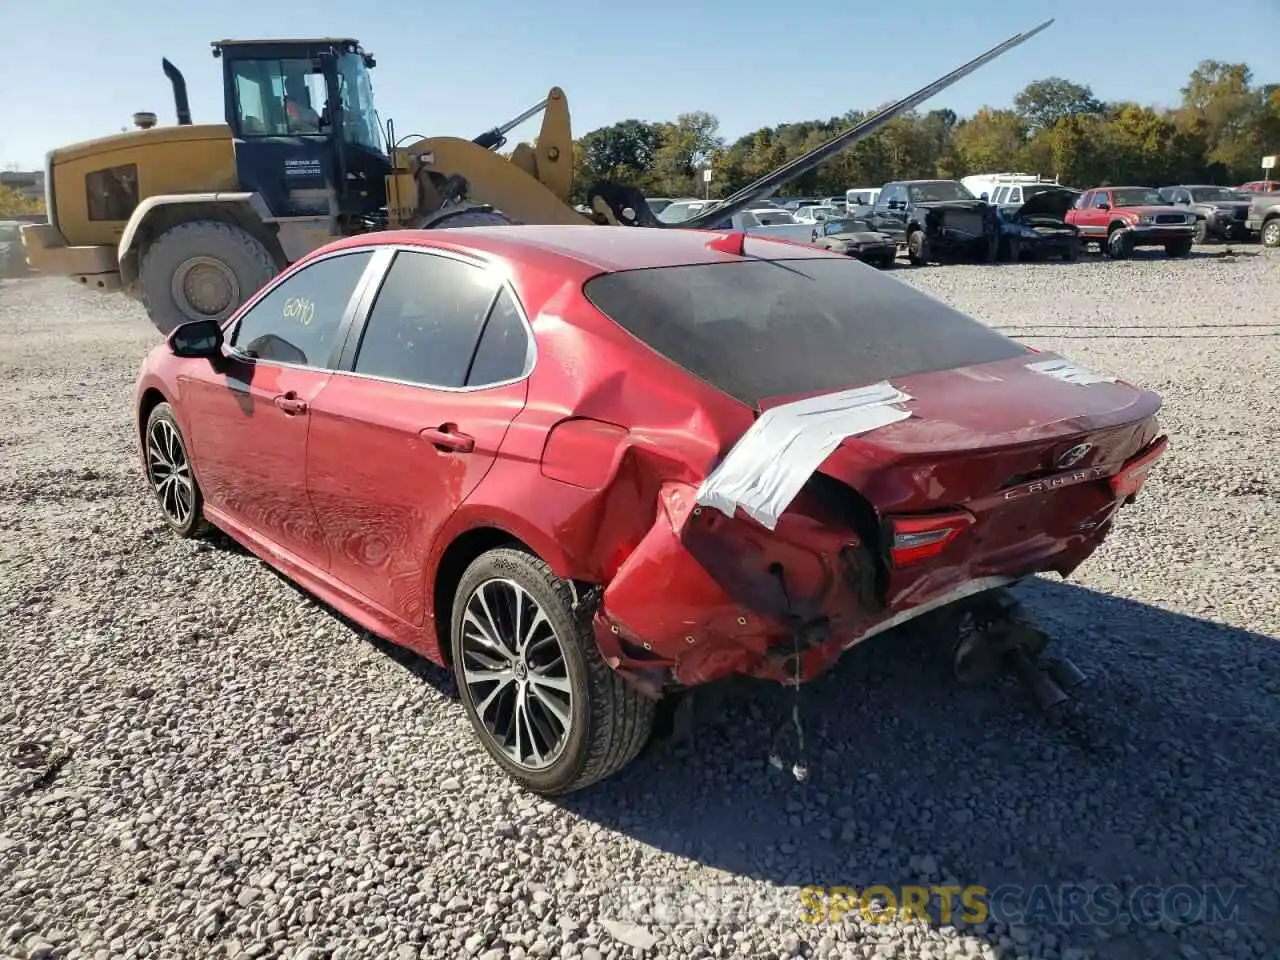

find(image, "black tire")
[139,220,279,337]
[1061,238,1080,262]
[1262,218,1280,248]
[1105,226,1134,260]
[981,234,1000,263]
[1004,237,1022,264]
[415,205,517,229]
[1192,219,1209,245]
[906,229,930,266]
[450,547,655,795]
[876,254,896,270]
[143,402,207,538]
[1165,238,1193,258]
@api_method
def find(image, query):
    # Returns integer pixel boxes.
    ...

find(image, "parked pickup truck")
[1247,192,1280,247]
[865,180,999,265]
[1064,186,1195,258]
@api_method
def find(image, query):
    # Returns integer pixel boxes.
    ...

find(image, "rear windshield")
[583,258,1027,406]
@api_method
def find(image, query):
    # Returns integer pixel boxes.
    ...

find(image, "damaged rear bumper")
[590,478,1116,696]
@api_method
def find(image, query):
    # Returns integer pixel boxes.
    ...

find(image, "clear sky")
[2,0,1277,170]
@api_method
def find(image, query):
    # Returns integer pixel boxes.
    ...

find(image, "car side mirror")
[980,192,990,201]
[1097,203,1110,211]
[169,318,225,361]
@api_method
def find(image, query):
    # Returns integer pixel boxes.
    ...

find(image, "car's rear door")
[305,246,533,628]
[180,248,379,572]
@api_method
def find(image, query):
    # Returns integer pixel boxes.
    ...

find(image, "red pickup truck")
[1064,186,1196,259]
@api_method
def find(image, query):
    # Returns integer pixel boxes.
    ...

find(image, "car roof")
[304,225,839,276]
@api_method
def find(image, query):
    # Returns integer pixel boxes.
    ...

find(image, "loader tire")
[414,205,517,229]
[140,220,278,337]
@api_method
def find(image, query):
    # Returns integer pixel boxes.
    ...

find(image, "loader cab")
[213,38,391,222]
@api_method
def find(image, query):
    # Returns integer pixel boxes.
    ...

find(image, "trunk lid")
[761,351,1163,513]
[756,352,1164,609]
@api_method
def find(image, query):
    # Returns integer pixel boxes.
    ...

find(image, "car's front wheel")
[450,547,655,795]
[1106,227,1134,259]
[907,229,930,265]
[143,402,207,538]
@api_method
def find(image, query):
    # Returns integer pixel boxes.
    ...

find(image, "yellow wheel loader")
[20,24,1053,335]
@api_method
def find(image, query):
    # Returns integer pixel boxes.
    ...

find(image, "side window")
[1094,192,1110,208]
[1076,191,1091,208]
[352,251,500,388]
[85,163,139,221]
[1008,187,1022,203]
[232,58,326,137]
[991,187,1007,203]
[468,288,533,386]
[229,251,373,366]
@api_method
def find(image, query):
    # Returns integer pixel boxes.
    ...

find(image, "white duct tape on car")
[1026,358,1116,385]
[695,382,913,531]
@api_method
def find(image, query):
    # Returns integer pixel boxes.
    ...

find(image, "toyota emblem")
[1056,443,1093,469]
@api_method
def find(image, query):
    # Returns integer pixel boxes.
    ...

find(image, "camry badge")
[1056,443,1093,469]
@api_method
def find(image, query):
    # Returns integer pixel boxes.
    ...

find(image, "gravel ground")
[1,247,1278,960]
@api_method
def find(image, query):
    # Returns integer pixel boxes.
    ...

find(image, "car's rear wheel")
[1165,237,1193,257]
[1061,238,1080,261]
[143,402,207,538]
[450,547,655,795]
[981,234,1000,263]
[1192,219,1209,244]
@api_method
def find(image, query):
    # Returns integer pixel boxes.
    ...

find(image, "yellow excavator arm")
[386,86,590,228]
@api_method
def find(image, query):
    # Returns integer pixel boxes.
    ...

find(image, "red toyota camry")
[134,225,1167,794]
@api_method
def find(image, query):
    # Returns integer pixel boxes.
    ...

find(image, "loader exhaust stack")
[162,58,193,126]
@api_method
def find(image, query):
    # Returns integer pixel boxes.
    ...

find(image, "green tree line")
[570,62,1279,202]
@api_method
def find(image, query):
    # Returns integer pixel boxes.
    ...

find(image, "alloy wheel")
[146,418,195,527]
[459,578,573,770]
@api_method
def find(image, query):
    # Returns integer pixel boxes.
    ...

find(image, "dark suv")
[1158,185,1252,243]
[866,180,999,265]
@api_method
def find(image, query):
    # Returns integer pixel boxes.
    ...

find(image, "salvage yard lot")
[1,249,1278,960]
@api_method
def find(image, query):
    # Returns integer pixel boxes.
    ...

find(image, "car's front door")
[305,247,533,628]
[180,248,378,571]
[873,185,908,240]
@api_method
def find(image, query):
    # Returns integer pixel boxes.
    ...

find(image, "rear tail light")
[887,510,976,566]
[1109,435,1169,499]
